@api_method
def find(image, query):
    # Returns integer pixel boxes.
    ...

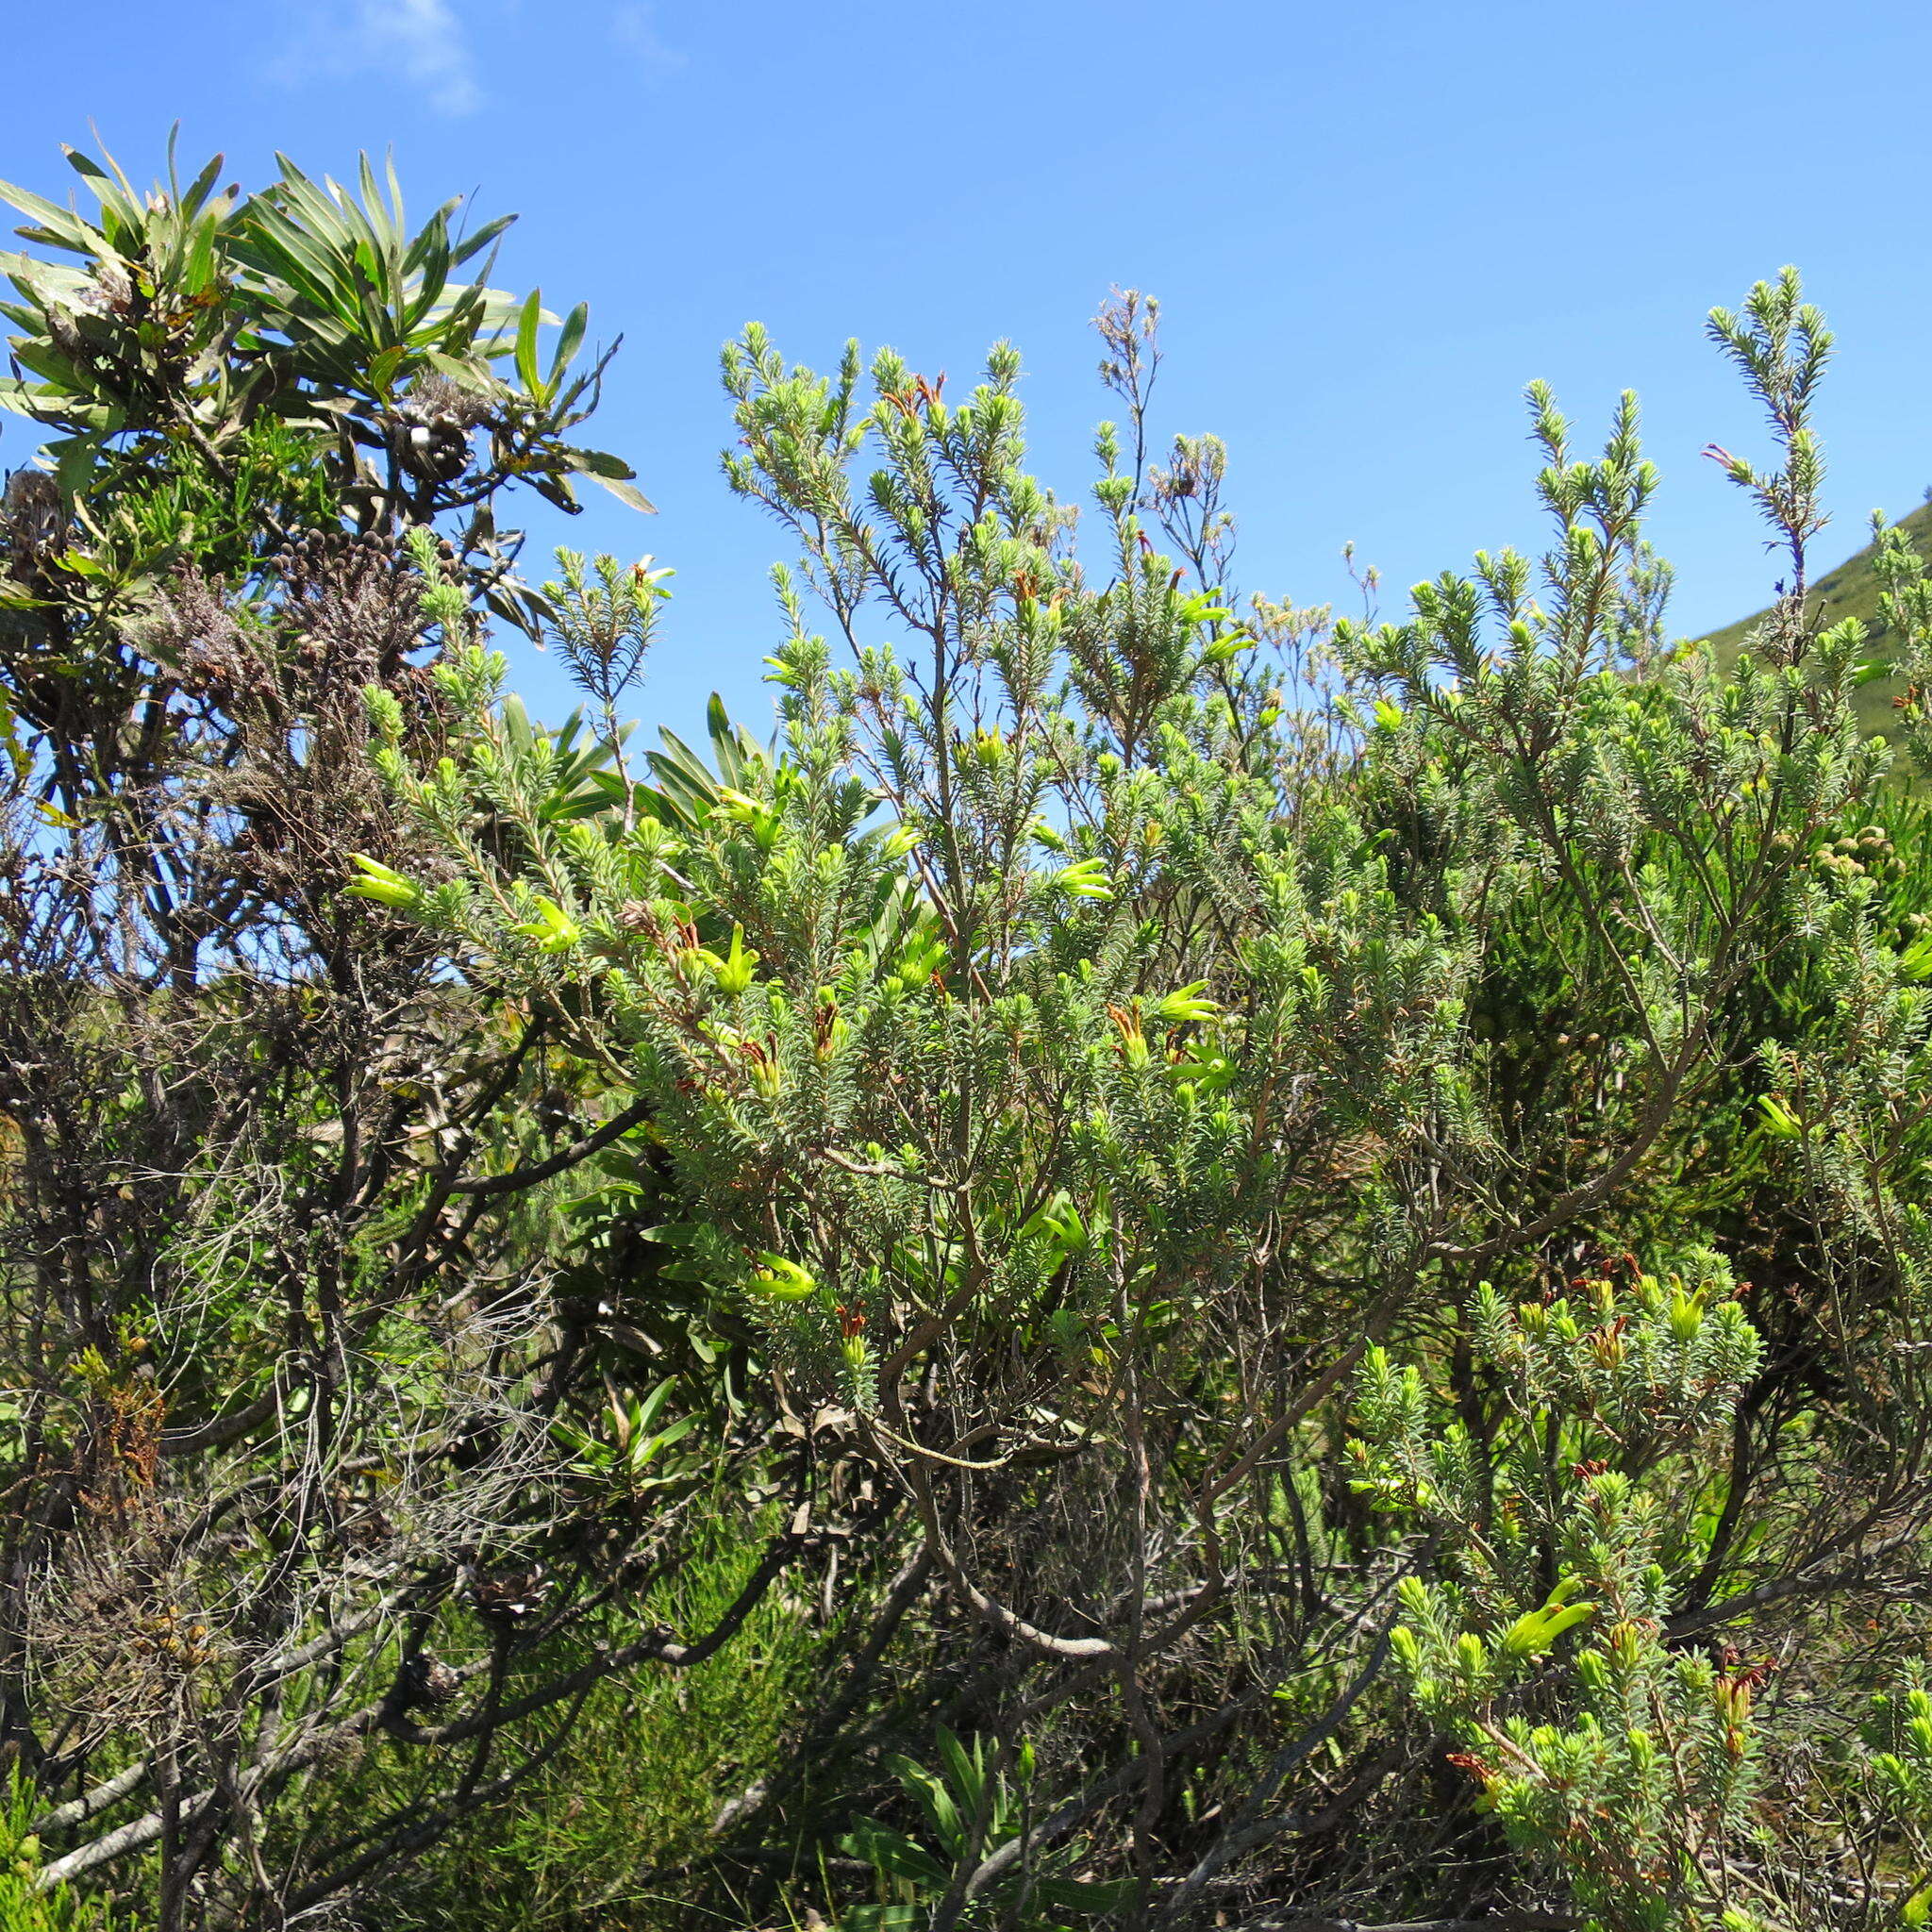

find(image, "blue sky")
[6,0,1932,741]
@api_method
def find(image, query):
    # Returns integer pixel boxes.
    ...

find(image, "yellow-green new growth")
[515,898,582,953]
[345,854,422,910]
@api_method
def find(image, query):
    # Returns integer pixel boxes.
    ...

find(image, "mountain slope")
[1697,498,1932,738]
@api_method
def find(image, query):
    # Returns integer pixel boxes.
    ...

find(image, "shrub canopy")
[6,141,1932,1932]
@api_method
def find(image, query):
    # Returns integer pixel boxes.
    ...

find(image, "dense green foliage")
[7,142,1932,1932]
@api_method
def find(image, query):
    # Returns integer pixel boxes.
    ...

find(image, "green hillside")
[1698,497,1932,737]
